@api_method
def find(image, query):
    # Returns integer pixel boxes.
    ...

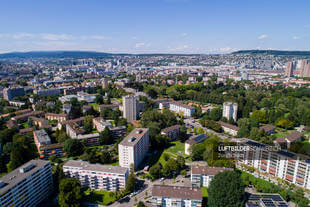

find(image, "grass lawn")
[273,129,295,138]
[150,141,189,167]
[83,189,117,205]
[201,187,208,198]
[90,103,99,111]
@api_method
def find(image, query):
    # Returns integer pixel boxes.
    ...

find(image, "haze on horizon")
[0,0,309,54]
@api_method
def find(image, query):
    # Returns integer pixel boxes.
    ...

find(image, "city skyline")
[0,0,309,54]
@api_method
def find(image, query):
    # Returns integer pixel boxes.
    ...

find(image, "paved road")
[184,118,228,140]
[108,179,152,207]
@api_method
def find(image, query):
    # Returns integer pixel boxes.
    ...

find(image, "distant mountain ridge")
[1,50,310,59]
[0,51,201,59]
[0,51,118,59]
[232,50,310,56]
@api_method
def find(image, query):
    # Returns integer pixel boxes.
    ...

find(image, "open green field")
[150,140,189,167]
[83,189,117,205]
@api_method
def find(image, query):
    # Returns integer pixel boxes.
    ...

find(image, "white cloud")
[40,33,73,41]
[12,33,34,39]
[258,34,268,40]
[91,35,106,40]
[135,42,145,48]
[292,36,300,40]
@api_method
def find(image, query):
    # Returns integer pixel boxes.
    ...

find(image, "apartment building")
[236,139,310,190]
[110,126,127,138]
[152,185,202,207]
[122,95,138,122]
[33,129,64,159]
[0,160,53,207]
[191,166,233,187]
[218,121,239,136]
[63,160,128,191]
[93,117,113,132]
[185,134,208,155]
[34,88,60,97]
[3,87,25,101]
[118,128,149,170]
[161,125,181,141]
[169,101,195,117]
[222,102,238,122]
[45,113,68,123]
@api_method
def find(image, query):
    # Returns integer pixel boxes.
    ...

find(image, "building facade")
[169,102,195,117]
[0,160,53,207]
[33,129,64,159]
[3,87,25,101]
[63,160,128,191]
[191,166,233,187]
[236,139,310,190]
[152,185,202,207]
[222,102,238,122]
[118,128,149,170]
[122,95,138,122]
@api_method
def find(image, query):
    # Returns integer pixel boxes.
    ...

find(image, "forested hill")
[232,50,310,56]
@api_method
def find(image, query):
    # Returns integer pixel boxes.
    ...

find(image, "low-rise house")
[161,125,181,141]
[152,185,202,207]
[66,122,85,138]
[169,101,196,117]
[110,126,127,138]
[11,110,44,122]
[274,131,303,148]
[259,125,276,135]
[218,121,239,136]
[191,166,233,187]
[93,117,113,132]
[57,117,85,130]
[33,129,64,159]
[45,113,68,123]
[185,134,208,155]
[63,160,129,191]
[76,133,100,146]
[30,117,52,129]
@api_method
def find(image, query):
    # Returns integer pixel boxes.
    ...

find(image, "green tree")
[83,115,93,133]
[99,127,112,145]
[208,170,245,207]
[58,178,82,207]
[276,119,294,129]
[64,139,84,157]
[126,168,137,193]
[209,107,222,121]
[149,163,162,179]
[137,201,146,207]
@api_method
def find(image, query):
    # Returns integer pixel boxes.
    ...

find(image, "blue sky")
[0,0,309,54]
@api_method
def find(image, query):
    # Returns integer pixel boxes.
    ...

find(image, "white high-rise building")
[118,128,149,170]
[102,78,108,89]
[122,95,138,122]
[222,102,238,122]
[0,160,53,207]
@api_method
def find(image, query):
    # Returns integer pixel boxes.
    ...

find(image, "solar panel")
[277,150,295,158]
[246,140,266,148]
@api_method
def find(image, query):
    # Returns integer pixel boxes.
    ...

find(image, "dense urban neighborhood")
[0,51,310,207]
